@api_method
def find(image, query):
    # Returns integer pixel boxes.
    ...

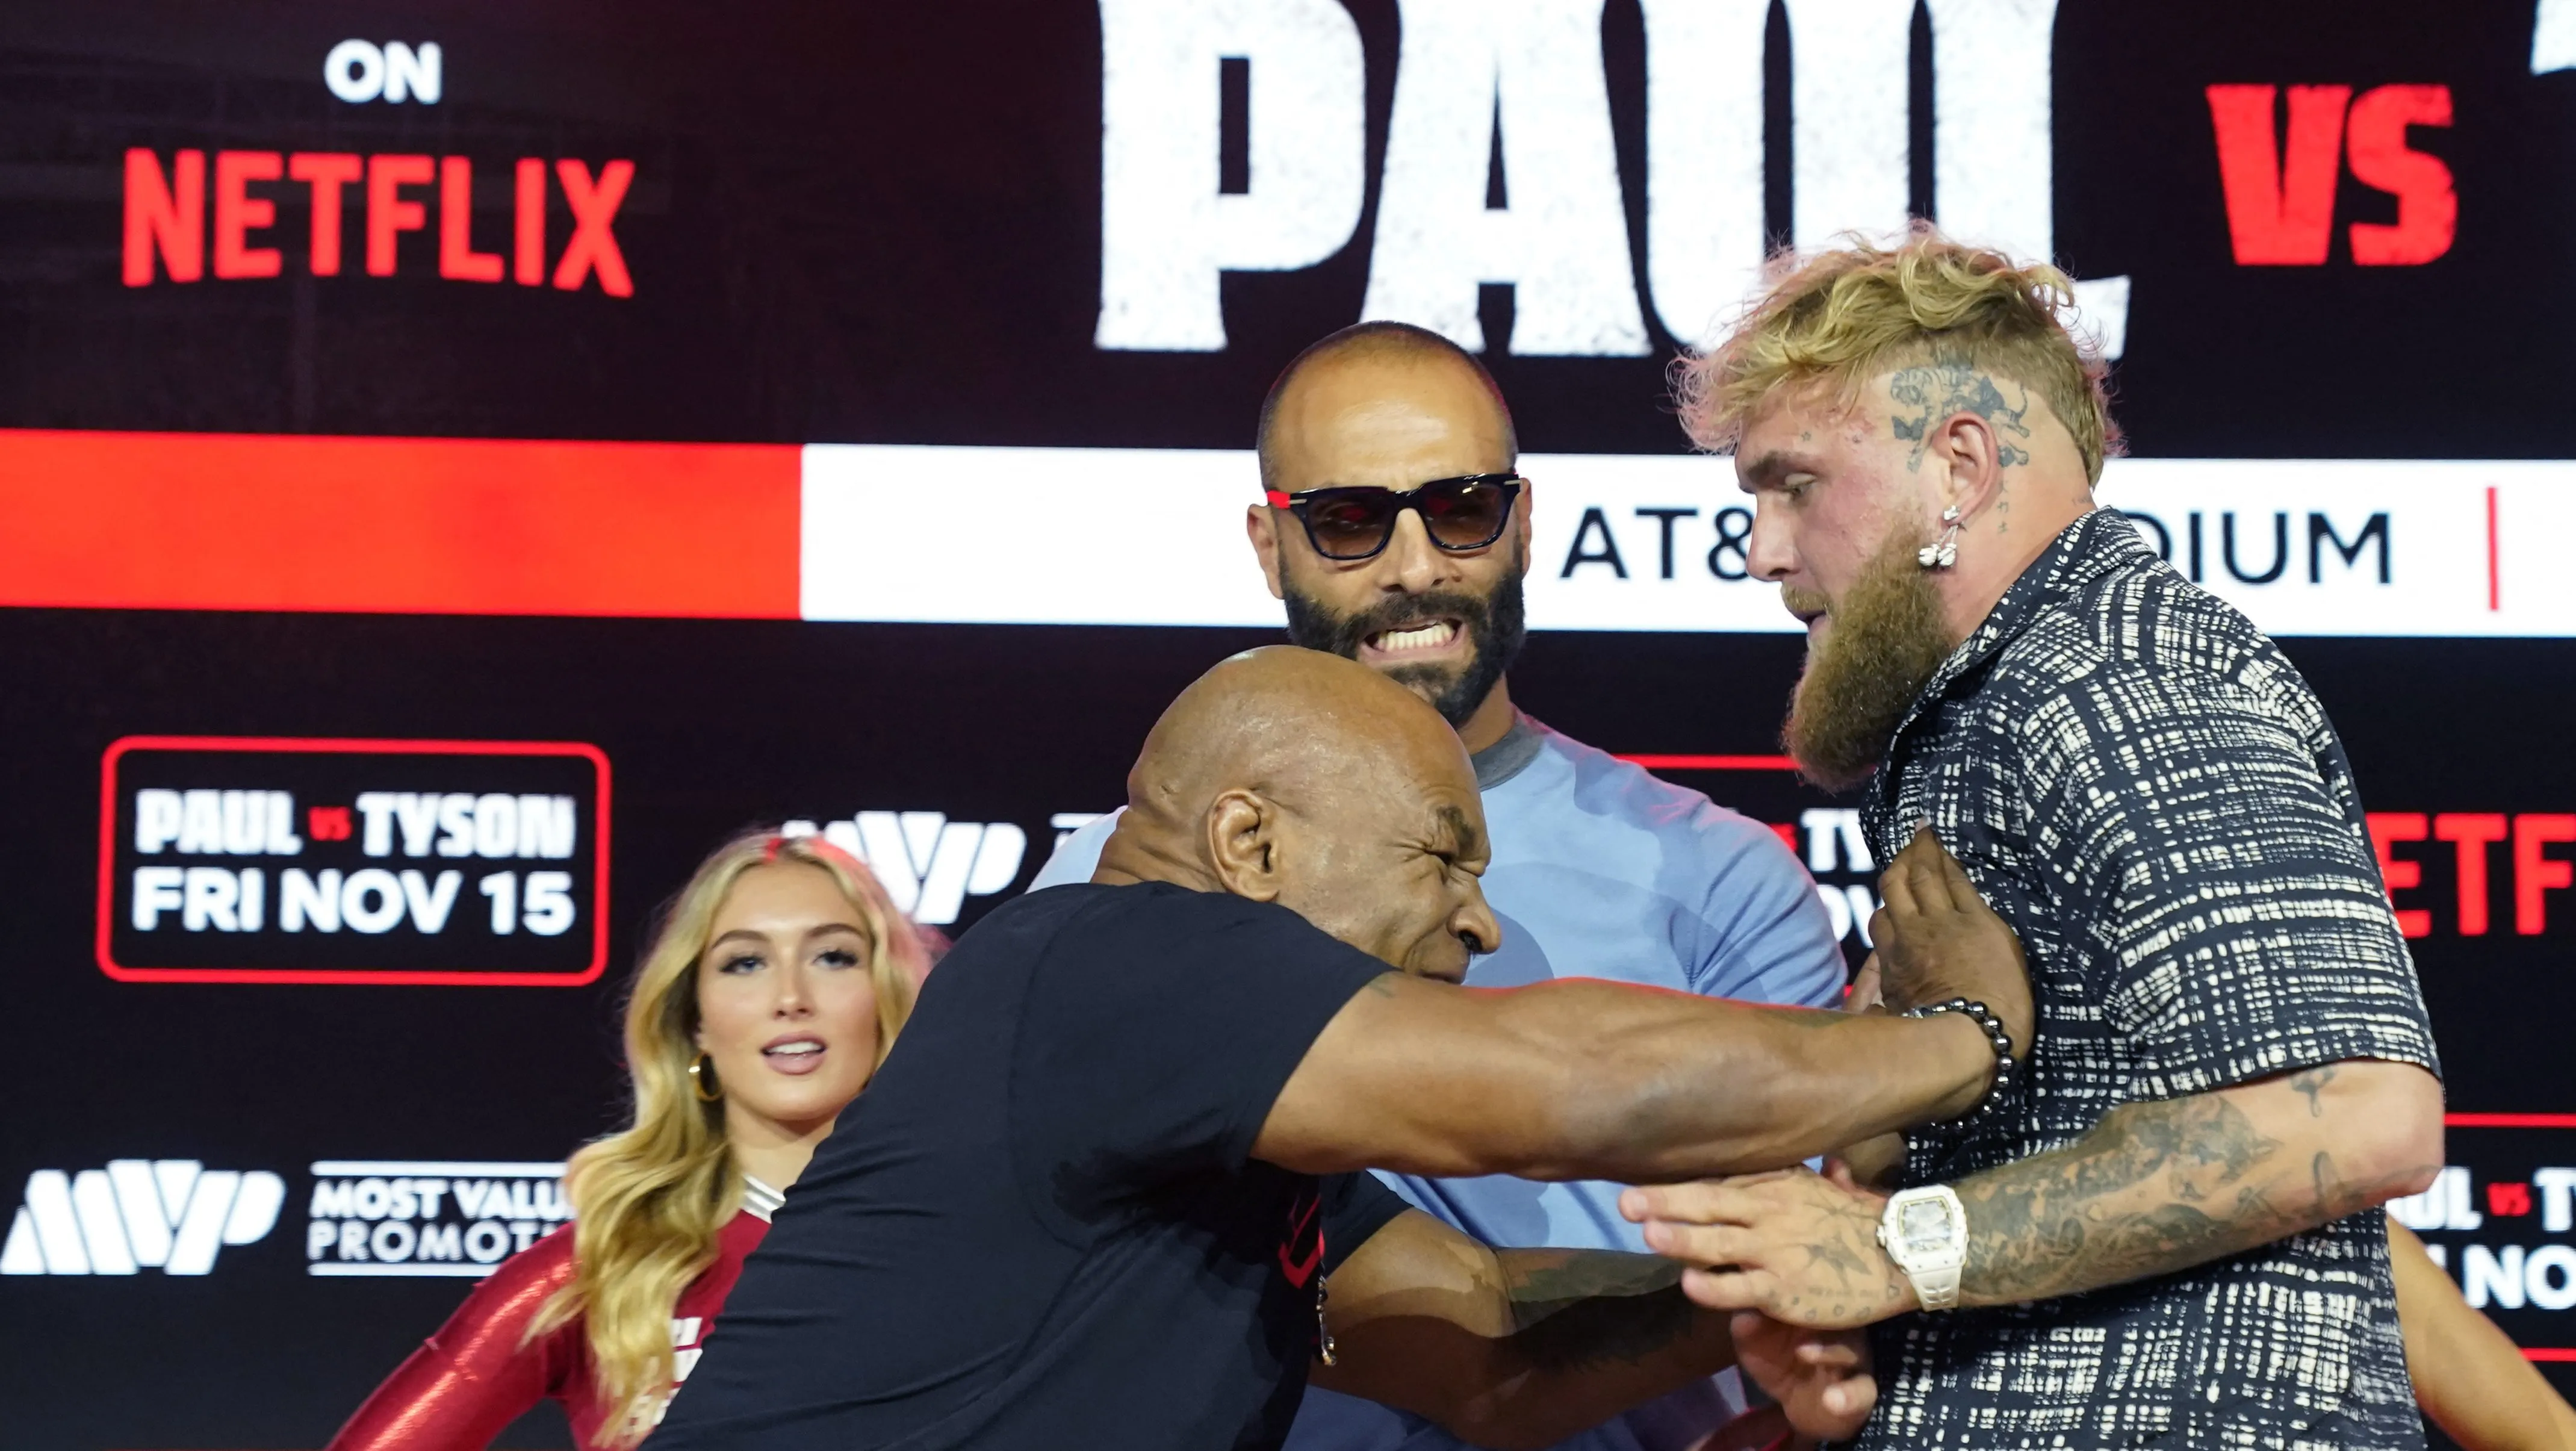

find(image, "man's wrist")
[1885,1252,1923,1316]
[1916,1009,1999,1120]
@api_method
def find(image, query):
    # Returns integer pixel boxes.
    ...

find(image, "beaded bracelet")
[1902,997,2017,1120]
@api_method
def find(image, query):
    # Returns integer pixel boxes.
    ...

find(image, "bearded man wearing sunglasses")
[1031,322,1848,1451]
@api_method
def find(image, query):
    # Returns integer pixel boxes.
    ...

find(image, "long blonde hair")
[532,830,928,1444]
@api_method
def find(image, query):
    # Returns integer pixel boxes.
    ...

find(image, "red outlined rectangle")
[0,429,799,618]
[2391,1117,2573,1361]
[97,735,611,986]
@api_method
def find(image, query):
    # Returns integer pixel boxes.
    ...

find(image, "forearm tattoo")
[1954,1079,2429,1305]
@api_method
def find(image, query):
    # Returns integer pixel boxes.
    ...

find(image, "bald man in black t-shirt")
[657,647,2030,1451]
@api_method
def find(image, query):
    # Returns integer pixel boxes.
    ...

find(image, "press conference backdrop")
[4,2,2574,1446]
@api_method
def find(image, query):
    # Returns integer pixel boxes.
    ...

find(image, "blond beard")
[1781,527,1959,792]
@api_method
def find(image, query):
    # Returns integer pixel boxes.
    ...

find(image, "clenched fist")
[1869,828,2031,1061]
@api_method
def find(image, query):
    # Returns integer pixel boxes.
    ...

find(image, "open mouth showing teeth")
[764,1042,822,1058]
[1370,620,1460,654]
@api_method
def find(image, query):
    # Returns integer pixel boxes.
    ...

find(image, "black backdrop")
[5,2,2575,1447]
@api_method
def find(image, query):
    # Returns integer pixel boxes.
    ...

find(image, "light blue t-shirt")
[1025,713,1846,1451]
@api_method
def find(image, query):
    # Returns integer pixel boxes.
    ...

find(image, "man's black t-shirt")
[653,881,1414,1451]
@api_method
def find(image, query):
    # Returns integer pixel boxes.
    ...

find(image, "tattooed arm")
[1311,1209,1875,1449]
[1621,1060,2444,1326]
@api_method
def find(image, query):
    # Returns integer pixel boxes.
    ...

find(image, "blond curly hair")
[1675,224,2118,483]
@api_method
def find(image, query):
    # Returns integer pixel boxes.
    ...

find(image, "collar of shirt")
[1470,710,1546,791]
[1864,507,2152,823]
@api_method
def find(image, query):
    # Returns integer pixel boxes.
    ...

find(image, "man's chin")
[1377,658,1469,697]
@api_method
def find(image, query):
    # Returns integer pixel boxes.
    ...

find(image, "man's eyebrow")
[1736,450,1811,491]
[1434,804,1485,861]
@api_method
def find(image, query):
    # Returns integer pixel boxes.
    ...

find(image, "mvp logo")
[782,812,1028,926]
[2,1160,285,1276]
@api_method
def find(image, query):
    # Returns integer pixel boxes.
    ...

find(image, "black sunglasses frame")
[1263,474,1526,562]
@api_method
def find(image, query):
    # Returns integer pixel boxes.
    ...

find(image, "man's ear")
[1512,479,1535,579]
[1926,410,2009,521]
[1205,788,1284,901]
[1247,504,1288,601]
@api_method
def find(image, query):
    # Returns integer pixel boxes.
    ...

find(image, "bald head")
[1256,323,1517,493]
[1097,645,1500,980]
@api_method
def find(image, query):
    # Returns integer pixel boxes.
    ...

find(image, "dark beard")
[1281,570,1527,729]
[1782,529,1958,792]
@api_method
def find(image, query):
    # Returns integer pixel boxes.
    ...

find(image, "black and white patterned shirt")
[1855,509,2441,1449]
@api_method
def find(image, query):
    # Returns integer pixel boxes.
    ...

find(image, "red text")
[2207,84,2456,266]
[2370,812,2576,938]
[123,149,633,296]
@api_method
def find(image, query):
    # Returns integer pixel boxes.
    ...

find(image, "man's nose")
[1746,496,1799,583]
[1454,886,1502,957]
[1381,506,1454,595]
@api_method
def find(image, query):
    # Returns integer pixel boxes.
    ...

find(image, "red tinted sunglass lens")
[1304,492,1398,558]
[1419,479,1512,548]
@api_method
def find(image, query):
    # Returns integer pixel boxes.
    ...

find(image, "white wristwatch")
[1877,1185,1969,1311]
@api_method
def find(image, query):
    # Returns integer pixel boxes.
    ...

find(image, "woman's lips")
[761,1039,827,1076]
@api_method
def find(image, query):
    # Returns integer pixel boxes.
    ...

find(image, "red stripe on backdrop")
[2445,1113,2576,1129]
[1618,754,1802,772]
[0,429,802,618]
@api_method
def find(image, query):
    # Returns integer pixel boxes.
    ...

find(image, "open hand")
[1621,1169,1911,1329]
[1870,828,2031,1060]
[1729,1311,1878,1441]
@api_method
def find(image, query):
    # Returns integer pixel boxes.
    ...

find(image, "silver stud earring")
[1918,506,1963,570]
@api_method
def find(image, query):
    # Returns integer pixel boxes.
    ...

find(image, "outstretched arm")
[1309,1209,1872,1451]
[1255,829,2030,1185]
[1625,1058,2443,1326]
[1257,976,1996,1183]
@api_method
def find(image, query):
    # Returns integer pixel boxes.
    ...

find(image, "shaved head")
[1256,322,1516,492]
[1097,646,1500,981]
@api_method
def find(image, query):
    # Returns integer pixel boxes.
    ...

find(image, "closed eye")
[816,947,862,970]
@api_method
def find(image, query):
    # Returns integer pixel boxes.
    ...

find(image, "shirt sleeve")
[324,1228,577,1451]
[1689,813,1850,1010]
[2020,663,2440,1100]
[1318,1171,1414,1275]
[1011,887,1395,1226]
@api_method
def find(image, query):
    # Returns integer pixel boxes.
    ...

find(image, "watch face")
[1898,1198,1957,1255]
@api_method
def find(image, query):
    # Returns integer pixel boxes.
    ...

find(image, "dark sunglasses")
[1264,473,1525,562]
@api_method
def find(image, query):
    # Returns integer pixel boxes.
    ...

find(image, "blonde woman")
[327,831,930,1450]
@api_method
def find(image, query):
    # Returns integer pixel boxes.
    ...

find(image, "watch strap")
[1909,1260,1963,1310]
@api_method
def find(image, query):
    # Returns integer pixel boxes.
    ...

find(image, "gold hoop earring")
[689,1052,723,1103]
